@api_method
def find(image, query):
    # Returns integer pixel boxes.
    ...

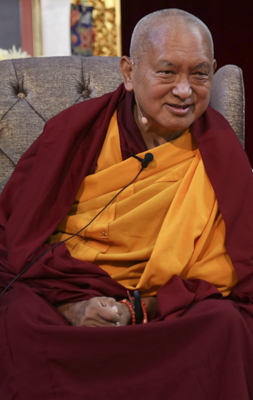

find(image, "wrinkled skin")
[120,21,217,147]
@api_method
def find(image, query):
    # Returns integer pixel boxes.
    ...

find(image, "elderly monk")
[1,8,253,400]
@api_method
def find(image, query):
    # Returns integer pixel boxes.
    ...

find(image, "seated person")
[1,8,253,400]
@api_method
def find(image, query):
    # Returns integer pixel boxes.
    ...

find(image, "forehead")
[141,22,212,67]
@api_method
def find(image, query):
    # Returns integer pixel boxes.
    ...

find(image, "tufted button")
[18,92,26,99]
[82,88,90,98]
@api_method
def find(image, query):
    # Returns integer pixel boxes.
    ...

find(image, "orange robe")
[50,111,237,297]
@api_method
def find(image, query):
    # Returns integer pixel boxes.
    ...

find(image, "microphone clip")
[130,152,154,169]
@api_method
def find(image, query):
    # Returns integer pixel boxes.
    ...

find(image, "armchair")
[0,56,245,194]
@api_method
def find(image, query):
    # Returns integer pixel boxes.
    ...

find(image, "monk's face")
[123,22,216,137]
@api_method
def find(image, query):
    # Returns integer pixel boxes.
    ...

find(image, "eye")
[193,71,209,79]
[157,70,175,80]
[159,70,174,75]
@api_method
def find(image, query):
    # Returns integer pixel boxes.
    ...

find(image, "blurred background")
[0,0,252,164]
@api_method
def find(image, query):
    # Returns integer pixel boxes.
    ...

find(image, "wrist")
[141,296,157,319]
[120,302,132,324]
[119,291,148,325]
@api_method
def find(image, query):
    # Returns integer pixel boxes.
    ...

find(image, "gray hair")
[130,9,214,64]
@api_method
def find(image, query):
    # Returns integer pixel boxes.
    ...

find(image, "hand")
[141,296,157,320]
[57,296,131,327]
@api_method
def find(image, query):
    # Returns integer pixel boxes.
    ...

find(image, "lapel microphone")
[130,152,154,168]
[135,99,148,125]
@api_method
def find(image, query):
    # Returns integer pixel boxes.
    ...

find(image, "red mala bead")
[119,298,148,325]
[119,299,136,325]
[141,300,148,324]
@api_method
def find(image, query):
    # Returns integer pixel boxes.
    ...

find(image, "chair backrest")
[0,56,245,194]
[209,64,245,147]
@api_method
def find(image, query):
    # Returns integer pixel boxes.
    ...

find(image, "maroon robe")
[1,84,253,399]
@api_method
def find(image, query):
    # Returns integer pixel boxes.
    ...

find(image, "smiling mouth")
[168,104,191,109]
[165,103,192,116]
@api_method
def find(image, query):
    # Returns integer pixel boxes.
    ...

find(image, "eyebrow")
[159,60,175,67]
[158,60,211,70]
[192,62,210,70]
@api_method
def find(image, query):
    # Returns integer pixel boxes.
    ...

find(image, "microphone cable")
[0,153,154,298]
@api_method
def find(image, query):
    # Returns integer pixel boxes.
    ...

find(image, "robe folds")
[1,84,253,399]
[49,116,236,297]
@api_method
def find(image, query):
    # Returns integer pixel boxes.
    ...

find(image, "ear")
[120,56,134,92]
[213,59,217,74]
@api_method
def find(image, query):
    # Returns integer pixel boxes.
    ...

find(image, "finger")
[76,297,120,327]
[117,303,131,326]
[111,305,119,314]
[83,302,119,324]
[98,307,120,323]
[78,311,119,327]
[99,297,117,308]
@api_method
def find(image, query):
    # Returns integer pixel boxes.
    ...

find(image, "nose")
[171,77,192,100]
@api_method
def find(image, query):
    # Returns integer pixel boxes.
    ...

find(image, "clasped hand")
[57,297,131,327]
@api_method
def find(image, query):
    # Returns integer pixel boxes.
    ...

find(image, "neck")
[133,105,184,149]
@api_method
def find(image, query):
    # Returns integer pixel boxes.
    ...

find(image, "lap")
[1,286,253,400]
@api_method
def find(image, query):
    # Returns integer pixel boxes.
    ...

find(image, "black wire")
[0,166,144,298]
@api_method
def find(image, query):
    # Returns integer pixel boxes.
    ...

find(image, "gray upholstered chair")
[0,56,245,194]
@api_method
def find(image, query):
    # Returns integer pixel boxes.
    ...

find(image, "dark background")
[121,0,253,165]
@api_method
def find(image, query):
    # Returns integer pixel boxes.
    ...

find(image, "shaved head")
[120,8,217,141]
[130,9,214,65]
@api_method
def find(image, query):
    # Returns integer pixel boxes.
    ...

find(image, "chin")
[165,122,193,132]
[169,116,199,130]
